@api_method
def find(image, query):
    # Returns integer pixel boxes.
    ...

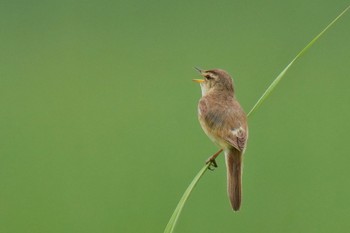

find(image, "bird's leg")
[206,149,223,170]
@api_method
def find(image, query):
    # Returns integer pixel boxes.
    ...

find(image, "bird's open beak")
[193,67,205,83]
[193,79,205,83]
[194,67,203,73]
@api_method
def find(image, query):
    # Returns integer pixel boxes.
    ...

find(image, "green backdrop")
[1,1,350,232]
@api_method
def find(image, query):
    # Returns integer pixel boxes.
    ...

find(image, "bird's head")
[193,67,234,96]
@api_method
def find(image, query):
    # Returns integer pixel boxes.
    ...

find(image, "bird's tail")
[225,149,243,211]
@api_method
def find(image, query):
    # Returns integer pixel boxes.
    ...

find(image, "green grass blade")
[247,4,350,117]
[164,5,350,233]
[164,163,210,233]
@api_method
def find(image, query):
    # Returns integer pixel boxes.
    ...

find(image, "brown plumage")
[194,68,248,211]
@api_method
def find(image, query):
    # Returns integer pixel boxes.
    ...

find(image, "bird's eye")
[205,74,213,80]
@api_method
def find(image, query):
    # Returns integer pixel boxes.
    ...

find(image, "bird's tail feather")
[225,149,243,211]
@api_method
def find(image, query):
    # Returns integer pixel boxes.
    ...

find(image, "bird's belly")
[199,117,229,149]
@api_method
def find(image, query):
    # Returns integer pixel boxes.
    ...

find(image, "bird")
[193,68,248,211]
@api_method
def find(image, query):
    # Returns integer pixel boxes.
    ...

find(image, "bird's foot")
[206,158,218,170]
[205,149,223,171]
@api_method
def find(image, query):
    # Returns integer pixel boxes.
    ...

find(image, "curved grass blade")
[248,4,350,117]
[164,163,210,233]
[164,5,350,233]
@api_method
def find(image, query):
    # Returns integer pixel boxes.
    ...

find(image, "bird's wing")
[199,97,248,151]
[225,126,248,152]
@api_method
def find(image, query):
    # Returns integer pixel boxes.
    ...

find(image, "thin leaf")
[248,4,350,117]
[164,163,210,233]
[164,5,350,233]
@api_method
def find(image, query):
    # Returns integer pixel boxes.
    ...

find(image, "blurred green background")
[1,1,350,232]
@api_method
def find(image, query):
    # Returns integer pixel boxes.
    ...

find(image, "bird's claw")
[204,149,223,171]
[206,158,218,171]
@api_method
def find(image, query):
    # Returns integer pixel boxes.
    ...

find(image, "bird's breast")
[198,104,230,149]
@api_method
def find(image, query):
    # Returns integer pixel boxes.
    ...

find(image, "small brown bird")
[193,68,248,211]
